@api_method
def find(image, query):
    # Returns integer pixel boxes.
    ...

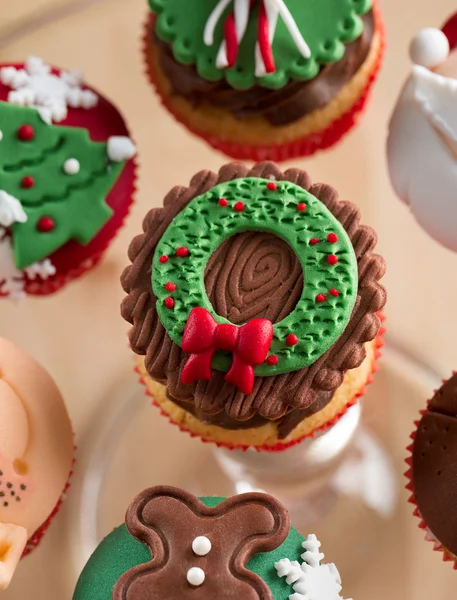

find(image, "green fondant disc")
[73,497,306,600]
[152,177,358,377]
[150,0,373,90]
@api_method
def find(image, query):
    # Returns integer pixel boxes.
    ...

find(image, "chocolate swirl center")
[205,232,303,324]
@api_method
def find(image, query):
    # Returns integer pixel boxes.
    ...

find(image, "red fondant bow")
[181,307,274,395]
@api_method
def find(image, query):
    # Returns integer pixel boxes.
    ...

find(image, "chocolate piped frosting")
[121,162,386,437]
[412,374,457,555]
[151,11,375,126]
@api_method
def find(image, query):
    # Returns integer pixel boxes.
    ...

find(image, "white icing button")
[187,567,205,587]
[409,28,450,68]
[107,136,136,162]
[63,158,80,175]
[192,536,211,556]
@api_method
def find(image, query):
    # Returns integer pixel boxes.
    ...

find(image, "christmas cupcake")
[74,485,351,600]
[0,336,74,589]
[388,14,457,252]
[407,373,457,568]
[121,161,386,451]
[144,0,384,161]
[0,57,136,299]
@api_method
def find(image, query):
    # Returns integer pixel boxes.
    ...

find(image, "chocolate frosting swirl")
[152,12,375,126]
[121,162,386,433]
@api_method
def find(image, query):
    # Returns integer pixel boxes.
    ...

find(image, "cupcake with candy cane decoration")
[388,13,457,252]
[0,57,137,299]
[121,161,386,451]
[143,0,384,161]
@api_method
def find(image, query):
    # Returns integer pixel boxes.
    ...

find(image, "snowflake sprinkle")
[275,534,352,600]
[0,56,98,124]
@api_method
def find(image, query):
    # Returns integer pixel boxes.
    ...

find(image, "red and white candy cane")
[204,0,311,75]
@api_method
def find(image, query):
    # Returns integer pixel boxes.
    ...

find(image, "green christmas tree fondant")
[150,0,373,90]
[0,102,127,269]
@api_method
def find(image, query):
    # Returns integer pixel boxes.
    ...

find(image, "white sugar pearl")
[63,158,80,175]
[410,28,450,68]
[0,131,3,141]
[187,567,205,587]
[192,536,211,556]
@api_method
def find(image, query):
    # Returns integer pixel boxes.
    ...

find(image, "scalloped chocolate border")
[121,162,386,421]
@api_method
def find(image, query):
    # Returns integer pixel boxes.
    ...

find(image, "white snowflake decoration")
[0,191,27,227]
[0,228,56,300]
[275,534,352,600]
[0,56,98,124]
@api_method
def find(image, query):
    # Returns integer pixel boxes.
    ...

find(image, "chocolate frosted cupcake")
[144,0,384,161]
[74,485,351,600]
[407,373,457,567]
[121,162,386,450]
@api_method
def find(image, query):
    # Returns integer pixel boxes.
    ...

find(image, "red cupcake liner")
[22,454,75,557]
[405,382,457,569]
[136,313,385,453]
[142,3,384,162]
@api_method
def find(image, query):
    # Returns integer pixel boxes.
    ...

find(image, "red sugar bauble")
[327,233,338,244]
[286,334,299,346]
[17,124,35,141]
[297,203,307,211]
[316,293,327,303]
[234,201,245,212]
[164,297,175,309]
[327,254,338,265]
[165,282,177,292]
[329,288,340,297]
[21,176,35,189]
[309,238,319,245]
[266,355,279,365]
[266,181,278,191]
[176,247,189,257]
[218,197,228,207]
[37,217,55,233]
[159,255,169,264]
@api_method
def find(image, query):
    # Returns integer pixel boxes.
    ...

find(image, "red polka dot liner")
[134,313,385,452]
[405,381,457,570]
[142,4,385,162]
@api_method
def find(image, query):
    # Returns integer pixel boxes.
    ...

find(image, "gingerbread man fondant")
[113,486,290,599]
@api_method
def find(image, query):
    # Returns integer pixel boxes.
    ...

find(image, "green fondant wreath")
[150,0,373,90]
[152,177,358,378]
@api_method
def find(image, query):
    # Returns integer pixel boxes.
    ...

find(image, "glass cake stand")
[67,337,442,596]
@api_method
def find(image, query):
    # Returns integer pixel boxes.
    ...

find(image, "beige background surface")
[0,0,456,598]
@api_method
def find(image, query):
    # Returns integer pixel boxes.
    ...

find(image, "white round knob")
[409,28,449,68]
[192,536,211,556]
[187,567,205,587]
[63,158,80,175]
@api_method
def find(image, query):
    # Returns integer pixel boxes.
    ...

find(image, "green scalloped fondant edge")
[149,0,373,90]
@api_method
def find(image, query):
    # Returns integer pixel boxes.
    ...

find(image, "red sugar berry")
[327,254,338,265]
[316,293,327,303]
[286,334,299,346]
[165,282,177,292]
[164,297,175,309]
[234,201,245,212]
[176,247,189,258]
[266,181,278,191]
[327,233,338,244]
[21,176,35,189]
[266,355,279,366]
[159,255,169,264]
[309,238,319,245]
[218,197,228,207]
[37,217,55,233]
[329,288,340,297]
[17,124,35,141]
[297,203,307,211]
